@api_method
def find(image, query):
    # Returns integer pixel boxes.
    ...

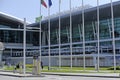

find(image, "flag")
[35,16,42,22]
[41,0,47,8]
[48,0,52,7]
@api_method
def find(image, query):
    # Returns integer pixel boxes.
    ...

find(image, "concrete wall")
[6,55,120,67]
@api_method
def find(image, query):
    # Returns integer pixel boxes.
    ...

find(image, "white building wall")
[7,55,120,67]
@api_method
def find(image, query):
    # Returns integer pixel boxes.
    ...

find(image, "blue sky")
[0,0,119,23]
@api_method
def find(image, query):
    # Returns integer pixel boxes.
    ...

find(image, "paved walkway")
[0,71,120,78]
[43,72,120,78]
[0,71,32,77]
[0,74,120,80]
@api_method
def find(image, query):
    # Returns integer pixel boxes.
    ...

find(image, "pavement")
[43,72,120,78]
[0,70,120,78]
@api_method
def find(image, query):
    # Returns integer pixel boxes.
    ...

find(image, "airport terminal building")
[0,12,39,64]
[1,1,120,67]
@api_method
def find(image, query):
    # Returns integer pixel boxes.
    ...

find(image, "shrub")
[26,64,33,68]
[108,66,120,70]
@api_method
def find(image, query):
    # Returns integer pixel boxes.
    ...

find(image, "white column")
[78,24,82,41]
[92,22,96,39]
[107,19,112,38]
[66,27,70,42]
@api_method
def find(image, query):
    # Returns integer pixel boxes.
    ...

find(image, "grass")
[2,64,120,73]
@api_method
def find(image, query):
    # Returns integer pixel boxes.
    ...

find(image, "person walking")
[41,61,43,69]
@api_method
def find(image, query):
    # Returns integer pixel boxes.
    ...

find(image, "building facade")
[1,1,120,67]
[0,12,39,64]
[30,1,120,67]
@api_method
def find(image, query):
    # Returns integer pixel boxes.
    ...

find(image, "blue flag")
[48,0,52,7]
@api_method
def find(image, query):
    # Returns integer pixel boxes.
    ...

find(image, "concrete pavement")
[43,72,120,78]
[0,74,120,80]
[0,71,120,78]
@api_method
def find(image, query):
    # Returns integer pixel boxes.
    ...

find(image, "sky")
[0,0,119,23]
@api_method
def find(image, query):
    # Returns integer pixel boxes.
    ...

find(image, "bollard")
[37,60,41,75]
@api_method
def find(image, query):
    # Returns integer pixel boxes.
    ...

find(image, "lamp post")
[23,18,26,75]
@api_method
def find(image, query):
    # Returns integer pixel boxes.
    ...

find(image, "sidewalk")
[0,71,43,77]
[42,72,120,78]
[0,70,120,78]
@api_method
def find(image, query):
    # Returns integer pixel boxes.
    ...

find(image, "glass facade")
[40,1,120,57]
[42,18,120,45]
[0,24,39,44]
[0,21,39,60]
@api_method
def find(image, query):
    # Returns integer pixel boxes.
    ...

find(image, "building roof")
[0,12,30,26]
[28,1,120,28]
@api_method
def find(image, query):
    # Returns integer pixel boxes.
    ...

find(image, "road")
[0,75,120,80]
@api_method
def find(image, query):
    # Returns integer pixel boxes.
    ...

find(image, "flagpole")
[69,0,72,70]
[39,0,42,74]
[111,0,116,72]
[58,0,61,69]
[97,0,100,72]
[23,18,26,75]
[82,0,85,71]
[48,2,51,70]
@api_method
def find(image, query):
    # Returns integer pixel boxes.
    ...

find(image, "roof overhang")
[0,12,30,26]
[28,1,120,29]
